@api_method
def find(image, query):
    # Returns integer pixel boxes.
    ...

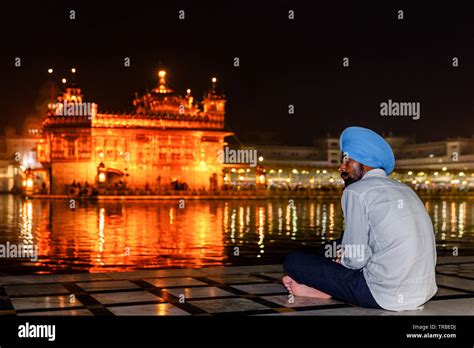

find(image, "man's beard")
[341,163,366,187]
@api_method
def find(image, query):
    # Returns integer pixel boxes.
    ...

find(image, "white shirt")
[340,168,438,311]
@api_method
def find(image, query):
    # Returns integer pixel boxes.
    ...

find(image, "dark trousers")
[283,239,383,309]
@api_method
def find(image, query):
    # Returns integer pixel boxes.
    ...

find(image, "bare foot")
[282,275,294,294]
[282,275,332,299]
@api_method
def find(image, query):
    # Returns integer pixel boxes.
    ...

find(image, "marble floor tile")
[434,287,469,296]
[259,272,285,280]
[144,277,206,288]
[18,309,93,316]
[163,286,234,299]
[191,298,269,313]
[76,280,139,292]
[11,295,82,311]
[106,269,207,280]
[436,275,474,291]
[437,257,474,265]
[108,303,190,316]
[5,284,69,296]
[206,274,268,284]
[91,291,162,305]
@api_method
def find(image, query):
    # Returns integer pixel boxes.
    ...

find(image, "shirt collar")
[362,168,387,180]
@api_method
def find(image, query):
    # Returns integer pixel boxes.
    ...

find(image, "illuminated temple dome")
[36,70,232,194]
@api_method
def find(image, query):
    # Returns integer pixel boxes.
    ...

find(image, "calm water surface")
[0,195,473,274]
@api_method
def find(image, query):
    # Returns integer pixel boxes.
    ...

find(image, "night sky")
[1,1,474,145]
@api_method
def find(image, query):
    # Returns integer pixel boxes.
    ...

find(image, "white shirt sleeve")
[340,189,372,269]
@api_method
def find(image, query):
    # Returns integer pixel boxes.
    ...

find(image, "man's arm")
[340,189,372,269]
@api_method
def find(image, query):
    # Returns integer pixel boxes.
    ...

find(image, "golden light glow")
[258,156,264,162]
[459,172,465,177]
[26,178,34,188]
[212,77,217,83]
[434,172,439,176]
[408,171,413,175]
[186,89,191,94]
[239,175,244,181]
[442,167,447,171]
[258,174,265,184]
[48,68,53,74]
[99,173,106,182]
[62,78,67,84]
[412,179,418,184]
[71,68,76,74]
[329,178,334,183]
[286,178,291,183]
[22,180,27,187]
[159,70,166,78]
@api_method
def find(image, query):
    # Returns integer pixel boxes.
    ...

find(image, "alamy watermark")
[380,99,420,120]
[217,147,258,167]
[50,101,96,117]
[324,241,366,262]
[0,242,38,262]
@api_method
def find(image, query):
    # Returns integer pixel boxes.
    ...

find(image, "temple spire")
[156,70,173,93]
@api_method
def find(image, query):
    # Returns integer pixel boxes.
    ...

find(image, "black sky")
[1,1,474,145]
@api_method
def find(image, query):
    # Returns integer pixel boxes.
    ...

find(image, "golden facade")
[36,71,232,194]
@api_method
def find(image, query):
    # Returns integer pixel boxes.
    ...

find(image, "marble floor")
[0,258,473,316]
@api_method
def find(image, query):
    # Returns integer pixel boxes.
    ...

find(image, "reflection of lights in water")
[433,203,439,234]
[458,202,465,237]
[285,204,291,235]
[245,206,250,226]
[329,203,335,234]
[8,197,472,272]
[223,203,229,234]
[20,201,34,244]
[239,206,244,237]
[97,208,105,265]
[316,203,321,236]
[291,204,297,239]
[309,203,315,229]
[267,203,273,234]
[278,206,283,234]
[321,204,327,238]
[257,207,265,255]
[450,202,457,233]
[230,208,236,243]
[169,207,174,225]
[441,201,447,232]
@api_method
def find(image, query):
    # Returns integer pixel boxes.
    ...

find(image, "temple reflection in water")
[1,196,471,273]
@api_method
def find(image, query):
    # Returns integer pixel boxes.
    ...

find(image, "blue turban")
[339,126,395,175]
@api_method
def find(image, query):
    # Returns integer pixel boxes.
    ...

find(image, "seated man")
[283,126,437,311]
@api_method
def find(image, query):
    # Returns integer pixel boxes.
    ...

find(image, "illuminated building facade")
[36,71,232,194]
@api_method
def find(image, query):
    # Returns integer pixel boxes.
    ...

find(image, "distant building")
[0,123,42,193]
[227,135,474,189]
